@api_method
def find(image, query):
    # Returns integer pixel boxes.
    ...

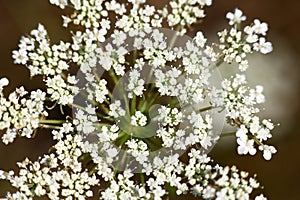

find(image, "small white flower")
[256,128,271,141]
[49,0,68,9]
[252,19,268,36]
[262,119,274,130]
[12,49,28,65]
[2,129,17,145]
[255,194,267,200]
[112,30,127,46]
[236,125,248,140]
[197,0,212,6]
[127,69,145,98]
[238,60,249,71]
[31,24,47,40]
[226,8,246,25]
[246,33,258,43]
[194,31,207,48]
[259,145,277,160]
[86,190,93,197]
[70,0,81,10]
[200,133,212,149]
[253,37,273,54]
[237,137,257,155]
[0,77,9,90]
[128,0,146,6]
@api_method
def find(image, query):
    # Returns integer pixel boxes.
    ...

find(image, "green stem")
[113,134,129,175]
[252,136,263,146]
[169,25,182,49]
[143,91,159,112]
[46,101,58,110]
[39,119,66,125]
[116,131,126,139]
[39,124,62,129]
[197,106,213,112]
[131,95,136,115]
[109,69,119,85]
[140,173,145,185]
[96,112,114,122]
[60,104,64,115]
[106,90,113,100]
[72,103,86,111]
[117,131,130,147]
[140,83,157,112]
[146,68,155,88]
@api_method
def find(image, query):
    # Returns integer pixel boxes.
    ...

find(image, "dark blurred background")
[0,0,299,199]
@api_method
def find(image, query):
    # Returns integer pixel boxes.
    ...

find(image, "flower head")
[0,0,278,199]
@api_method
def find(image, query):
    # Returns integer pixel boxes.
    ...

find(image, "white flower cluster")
[131,111,147,127]
[155,68,182,96]
[51,0,116,28]
[116,4,163,37]
[73,105,98,135]
[0,0,278,199]
[95,43,128,75]
[185,149,266,199]
[84,125,119,181]
[126,139,149,164]
[87,78,109,104]
[215,74,277,160]
[0,85,47,144]
[142,31,173,68]
[183,34,210,76]
[46,74,79,105]
[108,100,126,118]
[156,105,214,151]
[1,131,98,200]
[186,111,214,149]
[12,24,73,76]
[127,69,145,98]
[157,106,183,127]
[219,9,273,71]
[168,0,212,34]
[100,169,144,199]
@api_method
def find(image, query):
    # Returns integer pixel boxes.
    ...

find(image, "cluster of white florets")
[46,74,79,105]
[218,8,273,71]
[1,132,98,200]
[0,0,277,199]
[185,149,266,199]
[116,4,163,36]
[0,80,47,144]
[127,69,145,98]
[168,0,212,34]
[12,24,73,76]
[216,74,277,160]
[131,111,148,127]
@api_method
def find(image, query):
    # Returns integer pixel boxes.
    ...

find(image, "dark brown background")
[0,0,299,199]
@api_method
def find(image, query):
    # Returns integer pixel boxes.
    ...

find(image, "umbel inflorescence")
[0,0,276,199]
